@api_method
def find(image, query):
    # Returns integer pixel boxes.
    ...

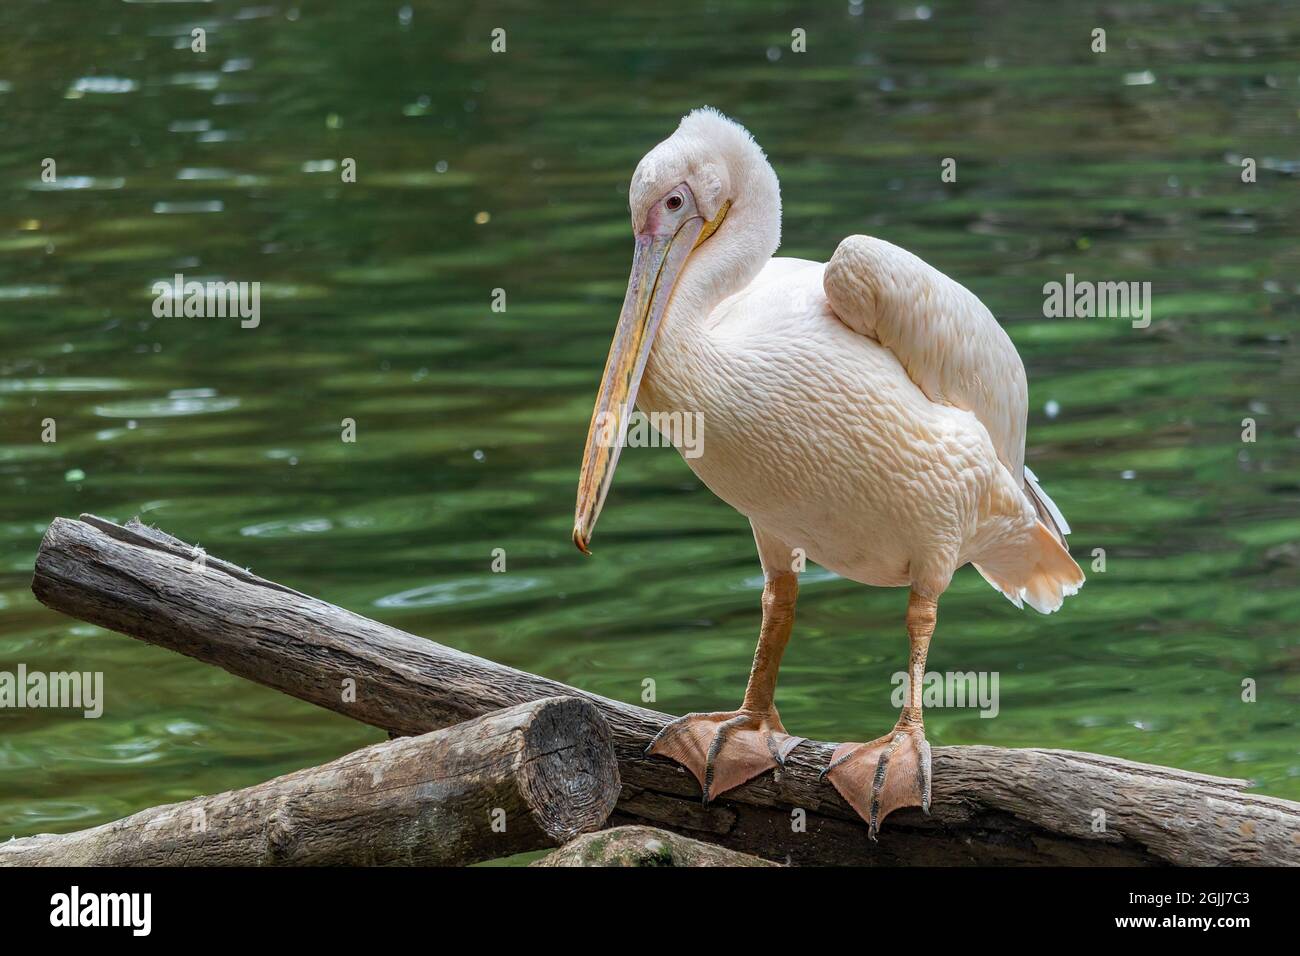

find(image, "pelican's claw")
[823,715,931,839]
[645,709,806,803]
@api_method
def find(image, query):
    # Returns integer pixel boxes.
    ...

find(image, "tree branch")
[28,515,1300,866]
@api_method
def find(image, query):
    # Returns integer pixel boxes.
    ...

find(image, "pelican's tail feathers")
[973,563,1024,610]
[1023,464,1070,549]
[974,521,1085,615]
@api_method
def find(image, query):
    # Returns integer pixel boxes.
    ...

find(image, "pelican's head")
[573,108,781,554]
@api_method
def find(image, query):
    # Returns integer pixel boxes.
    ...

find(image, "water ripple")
[375,576,540,609]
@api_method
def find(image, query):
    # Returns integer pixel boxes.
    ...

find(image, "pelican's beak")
[573,191,719,554]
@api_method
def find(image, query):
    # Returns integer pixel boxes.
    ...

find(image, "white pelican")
[573,108,1084,836]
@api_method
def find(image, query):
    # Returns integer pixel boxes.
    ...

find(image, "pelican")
[573,108,1084,836]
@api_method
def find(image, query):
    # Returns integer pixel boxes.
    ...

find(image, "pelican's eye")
[665,194,683,211]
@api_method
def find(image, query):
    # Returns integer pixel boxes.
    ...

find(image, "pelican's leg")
[823,590,937,838]
[646,570,806,802]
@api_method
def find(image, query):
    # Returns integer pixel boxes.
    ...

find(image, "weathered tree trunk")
[0,696,618,866]
[29,515,1300,866]
[534,825,777,866]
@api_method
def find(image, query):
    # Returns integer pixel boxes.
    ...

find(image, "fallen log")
[0,696,618,866]
[29,515,1300,866]
[534,825,777,867]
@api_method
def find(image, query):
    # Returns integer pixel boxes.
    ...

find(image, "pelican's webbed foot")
[821,711,931,839]
[646,709,805,803]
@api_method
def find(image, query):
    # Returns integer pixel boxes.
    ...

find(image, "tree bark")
[29,515,1300,866]
[0,696,619,866]
[534,825,777,866]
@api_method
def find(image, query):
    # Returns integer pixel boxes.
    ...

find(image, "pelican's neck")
[641,170,781,412]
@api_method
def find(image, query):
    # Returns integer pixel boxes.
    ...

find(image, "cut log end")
[518,696,621,844]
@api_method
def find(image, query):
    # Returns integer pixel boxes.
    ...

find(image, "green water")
[1,0,1298,841]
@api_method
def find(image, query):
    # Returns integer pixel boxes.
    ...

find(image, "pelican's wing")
[823,234,1028,481]
[824,235,1071,545]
